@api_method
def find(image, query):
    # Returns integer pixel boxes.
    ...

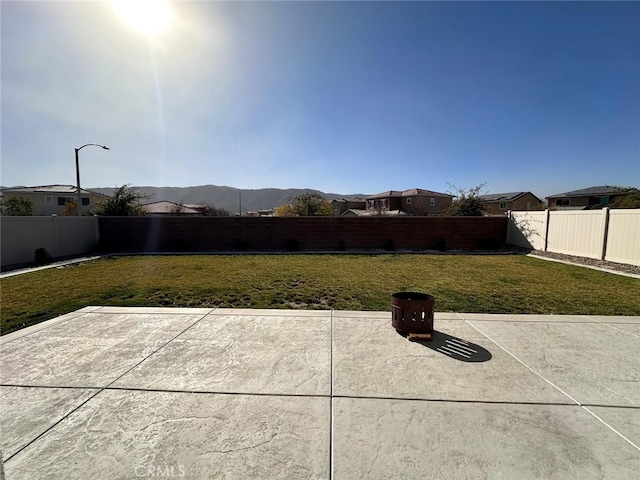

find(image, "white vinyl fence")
[0,216,99,269]
[508,209,640,266]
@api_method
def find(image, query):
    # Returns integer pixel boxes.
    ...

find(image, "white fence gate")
[508,209,640,266]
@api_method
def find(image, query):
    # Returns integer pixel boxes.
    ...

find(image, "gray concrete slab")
[332,397,639,480]
[467,320,640,407]
[1,308,638,479]
[0,386,97,458]
[586,406,640,447]
[5,389,330,480]
[0,306,101,343]
[210,307,330,317]
[586,315,640,324]
[601,322,640,337]
[113,313,331,395]
[0,334,169,388]
[13,311,206,342]
[0,311,207,387]
[457,312,600,323]
[333,316,573,403]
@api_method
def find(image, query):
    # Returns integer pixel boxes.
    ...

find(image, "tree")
[609,188,640,209]
[277,193,332,216]
[94,184,149,216]
[195,203,232,216]
[275,204,296,217]
[61,200,78,216]
[1,196,34,216]
[445,184,487,216]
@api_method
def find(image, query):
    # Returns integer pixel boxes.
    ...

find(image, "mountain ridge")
[90,185,370,214]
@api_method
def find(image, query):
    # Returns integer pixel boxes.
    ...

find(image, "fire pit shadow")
[397,330,492,363]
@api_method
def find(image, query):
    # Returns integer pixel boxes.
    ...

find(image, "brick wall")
[98,216,508,253]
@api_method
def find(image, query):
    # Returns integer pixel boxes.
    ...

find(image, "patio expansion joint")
[2,309,214,464]
[5,383,637,410]
[329,309,334,480]
[463,317,640,452]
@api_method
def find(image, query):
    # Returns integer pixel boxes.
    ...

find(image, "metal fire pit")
[392,291,434,341]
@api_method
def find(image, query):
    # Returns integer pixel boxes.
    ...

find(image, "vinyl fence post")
[543,209,550,252]
[601,207,610,261]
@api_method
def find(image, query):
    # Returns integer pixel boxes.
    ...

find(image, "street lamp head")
[76,143,110,151]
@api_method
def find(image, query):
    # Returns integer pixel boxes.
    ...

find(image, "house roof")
[331,198,367,204]
[1,184,103,196]
[141,201,201,215]
[341,209,369,216]
[367,188,453,200]
[478,192,541,203]
[546,185,626,199]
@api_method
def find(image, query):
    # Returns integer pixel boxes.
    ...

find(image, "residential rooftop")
[367,188,454,199]
[546,185,627,199]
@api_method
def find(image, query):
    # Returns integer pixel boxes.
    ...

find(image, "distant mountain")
[91,185,369,214]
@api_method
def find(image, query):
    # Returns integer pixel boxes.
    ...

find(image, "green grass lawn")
[1,254,639,335]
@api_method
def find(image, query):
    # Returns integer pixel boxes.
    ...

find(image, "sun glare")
[112,0,172,36]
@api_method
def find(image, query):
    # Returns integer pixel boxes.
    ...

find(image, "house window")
[556,198,570,207]
[430,198,436,207]
[380,199,387,209]
[499,202,508,209]
[57,196,74,206]
[526,202,532,210]
[82,197,90,206]
[368,200,375,209]
[45,196,53,204]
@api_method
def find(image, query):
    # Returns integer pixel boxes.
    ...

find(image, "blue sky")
[2,1,639,199]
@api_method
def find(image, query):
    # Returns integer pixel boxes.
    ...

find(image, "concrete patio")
[1,307,638,479]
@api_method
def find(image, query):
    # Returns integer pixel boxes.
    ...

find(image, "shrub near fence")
[98,216,508,253]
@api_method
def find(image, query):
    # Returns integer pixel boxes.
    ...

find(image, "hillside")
[91,185,369,214]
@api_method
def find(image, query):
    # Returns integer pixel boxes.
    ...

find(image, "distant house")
[365,188,453,215]
[0,185,107,216]
[331,198,367,216]
[478,192,543,215]
[141,201,201,216]
[247,209,275,217]
[546,186,628,210]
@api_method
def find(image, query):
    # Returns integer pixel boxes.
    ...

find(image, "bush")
[94,184,149,216]
[2,196,34,216]
[446,184,487,216]
[34,247,53,266]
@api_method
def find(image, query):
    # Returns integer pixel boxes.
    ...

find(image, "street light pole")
[75,143,109,216]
